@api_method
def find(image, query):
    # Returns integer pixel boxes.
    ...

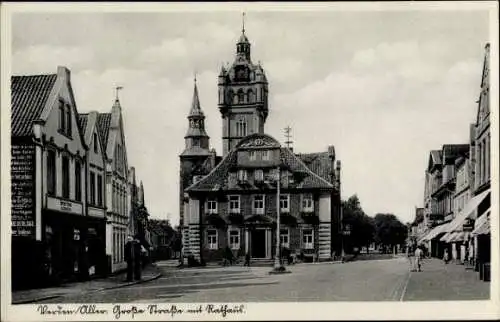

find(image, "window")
[236,119,247,137]
[62,156,70,198]
[97,174,103,206]
[47,149,56,196]
[253,195,265,214]
[75,160,81,201]
[302,228,314,249]
[58,101,65,132]
[237,90,245,103]
[229,229,240,250]
[206,199,218,214]
[93,133,98,153]
[280,228,289,248]
[262,150,270,161]
[247,89,254,103]
[90,172,96,205]
[207,229,218,250]
[192,138,200,147]
[280,194,290,213]
[254,169,264,182]
[65,105,72,137]
[249,150,256,161]
[229,195,240,214]
[302,194,314,212]
[237,169,248,182]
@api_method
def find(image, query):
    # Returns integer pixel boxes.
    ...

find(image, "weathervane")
[115,86,123,101]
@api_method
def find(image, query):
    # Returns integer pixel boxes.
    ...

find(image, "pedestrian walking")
[443,249,450,264]
[124,236,134,282]
[224,246,234,266]
[243,252,251,267]
[406,245,414,272]
[414,245,423,272]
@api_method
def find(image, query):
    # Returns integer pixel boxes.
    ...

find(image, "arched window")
[247,89,254,103]
[236,119,247,137]
[237,89,245,104]
[226,90,234,104]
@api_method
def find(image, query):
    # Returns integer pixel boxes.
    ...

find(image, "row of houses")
[409,44,491,277]
[11,66,151,289]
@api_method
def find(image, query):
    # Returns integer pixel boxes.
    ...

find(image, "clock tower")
[218,23,269,156]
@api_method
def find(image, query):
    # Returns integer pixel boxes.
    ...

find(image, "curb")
[12,295,63,305]
[12,271,162,304]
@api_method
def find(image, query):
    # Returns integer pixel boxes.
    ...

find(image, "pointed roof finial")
[115,86,123,101]
[194,70,197,83]
[242,12,246,34]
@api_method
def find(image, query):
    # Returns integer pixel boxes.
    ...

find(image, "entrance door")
[251,229,266,258]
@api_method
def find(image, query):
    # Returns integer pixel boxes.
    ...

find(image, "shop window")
[253,195,265,215]
[280,194,290,213]
[62,155,70,198]
[47,149,56,196]
[302,228,314,249]
[207,229,218,250]
[229,195,240,214]
[229,229,240,250]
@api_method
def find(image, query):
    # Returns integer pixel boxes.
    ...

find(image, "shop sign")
[47,196,83,215]
[11,144,35,237]
[88,206,105,218]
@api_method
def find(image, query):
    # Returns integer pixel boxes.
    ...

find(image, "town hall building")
[179,24,342,264]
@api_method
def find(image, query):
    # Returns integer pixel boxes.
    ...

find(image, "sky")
[10,7,491,225]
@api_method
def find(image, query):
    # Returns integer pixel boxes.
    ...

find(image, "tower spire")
[115,86,123,101]
[190,75,203,116]
[242,12,246,34]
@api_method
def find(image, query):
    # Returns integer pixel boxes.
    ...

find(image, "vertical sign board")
[11,143,36,237]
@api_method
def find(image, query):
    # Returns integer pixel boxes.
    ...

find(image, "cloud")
[10,11,490,225]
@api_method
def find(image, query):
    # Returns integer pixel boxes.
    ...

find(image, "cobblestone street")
[26,256,489,303]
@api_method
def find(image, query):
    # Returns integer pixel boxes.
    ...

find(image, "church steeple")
[181,76,210,156]
[236,13,251,61]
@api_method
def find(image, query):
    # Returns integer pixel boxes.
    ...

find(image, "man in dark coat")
[124,236,134,282]
[133,236,142,280]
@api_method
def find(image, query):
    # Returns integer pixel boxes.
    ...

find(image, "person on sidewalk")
[243,253,251,267]
[124,236,135,282]
[133,236,142,281]
[414,245,423,272]
[406,245,414,272]
[443,249,450,264]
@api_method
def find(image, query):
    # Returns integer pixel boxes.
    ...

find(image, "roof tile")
[11,74,58,137]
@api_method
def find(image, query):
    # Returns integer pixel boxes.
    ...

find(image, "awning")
[472,210,490,235]
[440,231,454,242]
[451,231,465,243]
[422,223,450,241]
[445,189,490,233]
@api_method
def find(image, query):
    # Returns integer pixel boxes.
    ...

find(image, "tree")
[373,213,408,253]
[342,195,375,254]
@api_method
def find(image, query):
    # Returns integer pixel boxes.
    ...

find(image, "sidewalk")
[402,258,490,301]
[12,264,162,304]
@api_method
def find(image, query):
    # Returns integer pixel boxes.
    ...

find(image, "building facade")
[179,26,341,264]
[78,111,108,276]
[11,66,95,288]
[96,98,131,273]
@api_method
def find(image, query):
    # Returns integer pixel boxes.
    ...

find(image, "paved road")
[39,257,413,303]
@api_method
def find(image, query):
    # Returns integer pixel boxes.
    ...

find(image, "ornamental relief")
[238,136,279,149]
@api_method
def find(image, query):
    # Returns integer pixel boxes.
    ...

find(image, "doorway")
[251,229,266,258]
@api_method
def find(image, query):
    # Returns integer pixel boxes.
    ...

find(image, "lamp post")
[269,164,291,274]
[274,166,281,269]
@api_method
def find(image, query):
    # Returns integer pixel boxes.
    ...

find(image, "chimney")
[328,145,336,184]
[57,66,70,81]
[335,160,341,190]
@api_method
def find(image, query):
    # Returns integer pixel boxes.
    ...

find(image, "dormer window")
[237,169,248,182]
